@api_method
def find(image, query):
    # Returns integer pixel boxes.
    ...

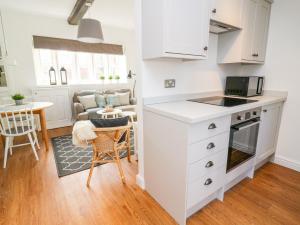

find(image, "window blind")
[33,36,123,55]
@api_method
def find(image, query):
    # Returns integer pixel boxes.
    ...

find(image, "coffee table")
[120,111,137,122]
[97,109,122,119]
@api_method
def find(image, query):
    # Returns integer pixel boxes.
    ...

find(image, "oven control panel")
[231,107,261,126]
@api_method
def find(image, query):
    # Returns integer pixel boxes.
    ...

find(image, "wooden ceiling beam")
[68,0,94,25]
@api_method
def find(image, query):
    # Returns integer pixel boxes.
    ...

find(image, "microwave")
[225,76,264,97]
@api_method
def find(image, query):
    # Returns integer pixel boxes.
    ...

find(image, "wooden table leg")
[39,109,49,151]
[0,135,4,151]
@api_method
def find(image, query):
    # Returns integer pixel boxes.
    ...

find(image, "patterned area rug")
[51,130,134,177]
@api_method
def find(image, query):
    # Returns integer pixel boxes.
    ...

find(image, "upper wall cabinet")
[142,0,210,60]
[217,0,272,64]
[210,0,243,29]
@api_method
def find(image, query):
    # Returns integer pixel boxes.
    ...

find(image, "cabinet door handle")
[204,178,213,186]
[204,46,208,51]
[207,142,215,150]
[263,109,267,113]
[212,8,217,13]
[252,53,259,57]
[208,123,217,130]
[205,161,214,168]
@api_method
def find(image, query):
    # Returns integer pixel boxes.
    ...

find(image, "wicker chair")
[87,124,132,187]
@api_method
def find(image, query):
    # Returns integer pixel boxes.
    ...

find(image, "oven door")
[227,118,260,172]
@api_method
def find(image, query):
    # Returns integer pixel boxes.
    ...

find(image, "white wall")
[141,34,228,97]
[0,8,137,96]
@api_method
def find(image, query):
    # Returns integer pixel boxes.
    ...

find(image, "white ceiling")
[0,0,135,29]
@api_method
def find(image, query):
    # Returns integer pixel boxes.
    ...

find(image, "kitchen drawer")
[188,132,229,164]
[187,165,225,208]
[188,116,231,144]
[188,149,227,183]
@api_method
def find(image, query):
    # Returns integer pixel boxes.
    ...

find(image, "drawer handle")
[205,161,214,168]
[208,123,217,130]
[204,178,213,186]
[207,142,215,150]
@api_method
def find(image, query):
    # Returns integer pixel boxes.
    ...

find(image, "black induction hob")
[187,96,258,107]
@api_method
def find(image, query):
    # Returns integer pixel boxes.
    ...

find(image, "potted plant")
[99,75,105,83]
[12,93,25,105]
[108,75,113,83]
[114,75,120,83]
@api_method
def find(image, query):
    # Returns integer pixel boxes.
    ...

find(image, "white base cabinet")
[32,87,72,129]
[144,110,230,225]
[256,103,283,165]
[144,100,284,225]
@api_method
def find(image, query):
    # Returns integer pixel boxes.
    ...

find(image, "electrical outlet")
[164,79,176,88]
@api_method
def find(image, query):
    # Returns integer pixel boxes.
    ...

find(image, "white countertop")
[144,94,287,124]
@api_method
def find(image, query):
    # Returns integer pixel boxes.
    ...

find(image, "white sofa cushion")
[78,95,97,109]
[116,92,130,106]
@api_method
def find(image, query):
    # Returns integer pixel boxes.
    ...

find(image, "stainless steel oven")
[227,108,261,172]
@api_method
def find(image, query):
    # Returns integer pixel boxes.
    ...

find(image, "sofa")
[73,89,136,120]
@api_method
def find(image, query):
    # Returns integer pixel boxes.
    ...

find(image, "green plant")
[108,75,113,80]
[114,75,120,80]
[11,93,25,101]
[99,75,105,80]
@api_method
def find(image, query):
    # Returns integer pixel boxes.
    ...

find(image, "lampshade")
[77,18,104,43]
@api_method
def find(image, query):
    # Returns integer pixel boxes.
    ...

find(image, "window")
[33,49,128,85]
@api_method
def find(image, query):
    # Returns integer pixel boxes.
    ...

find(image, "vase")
[15,99,23,105]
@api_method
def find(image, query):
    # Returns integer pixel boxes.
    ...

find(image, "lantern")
[49,67,57,85]
[60,67,68,85]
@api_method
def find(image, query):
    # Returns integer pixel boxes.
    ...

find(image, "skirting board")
[274,155,300,172]
[136,174,145,189]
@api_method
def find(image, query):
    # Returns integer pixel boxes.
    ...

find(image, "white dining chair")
[0,104,40,168]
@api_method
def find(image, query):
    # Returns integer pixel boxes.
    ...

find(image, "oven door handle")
[232,121,260,131]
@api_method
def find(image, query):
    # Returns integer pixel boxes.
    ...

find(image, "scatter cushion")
[77,95,97,110]
[106,94,121,107]
[90,116,129,128]
[116,92,130,106]
[95,94,106,108]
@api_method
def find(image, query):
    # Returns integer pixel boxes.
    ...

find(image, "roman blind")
[32,36,123,55]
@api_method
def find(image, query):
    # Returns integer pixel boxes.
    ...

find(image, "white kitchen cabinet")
[144,109,230,225]
[210,0,243,28]
[218,0,272,64]
[256,103,282,165]
[32,87,72,129]
[142,0,210,60]
[252,0,272,62]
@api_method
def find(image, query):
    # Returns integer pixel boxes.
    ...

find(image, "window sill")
[36,82,129,88]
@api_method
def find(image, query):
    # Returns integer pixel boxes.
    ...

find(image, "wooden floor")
[0,127,300,225]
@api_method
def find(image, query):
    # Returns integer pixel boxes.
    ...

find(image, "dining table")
[0,102,53,151]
